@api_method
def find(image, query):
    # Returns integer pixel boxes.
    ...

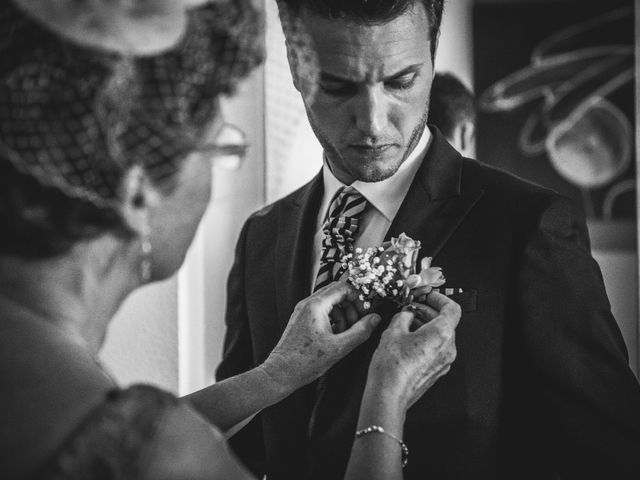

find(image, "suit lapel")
[386,130,484,259]
[273,173,326,449]
[274,172,324,331]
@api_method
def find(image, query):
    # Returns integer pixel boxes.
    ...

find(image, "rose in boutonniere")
[343,233,445,310]
[409,256,446,301]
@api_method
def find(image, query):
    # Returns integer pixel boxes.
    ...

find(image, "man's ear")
[119,166,161,236]
[460,120,476,157]
[285,46,302,92]
[450,124,464,153]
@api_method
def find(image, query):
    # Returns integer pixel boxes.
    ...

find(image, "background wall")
[436,0,474,87]
[101,277,179,391]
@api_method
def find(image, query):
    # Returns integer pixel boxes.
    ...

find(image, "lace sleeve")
[37,385,254,480]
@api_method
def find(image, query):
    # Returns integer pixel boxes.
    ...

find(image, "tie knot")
[326,186,367,222]
[314,186,368,292]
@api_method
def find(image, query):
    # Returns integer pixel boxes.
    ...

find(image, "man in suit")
[428,71,476,158]
[217,0,640,478]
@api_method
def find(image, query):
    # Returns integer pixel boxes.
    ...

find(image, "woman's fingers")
[425,291,461,322]
[403,302,440,324]
[311,281,353,313]
[388,310,414,333]
[343,301,360,327]
[330,305,347,333]
[336,313,381,350]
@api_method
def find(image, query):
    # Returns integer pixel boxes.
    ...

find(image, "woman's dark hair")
[0,162,131,258]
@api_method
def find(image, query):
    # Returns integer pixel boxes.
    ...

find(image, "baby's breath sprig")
[343,233,446,311]
[343,249,411,310]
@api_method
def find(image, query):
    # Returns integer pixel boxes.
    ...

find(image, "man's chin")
[340,154,404,183]
[349,163,402,183]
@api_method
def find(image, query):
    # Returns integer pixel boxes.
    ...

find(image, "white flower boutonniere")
[343,233,445,310]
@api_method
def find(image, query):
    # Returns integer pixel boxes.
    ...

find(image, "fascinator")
[0,0,264,208]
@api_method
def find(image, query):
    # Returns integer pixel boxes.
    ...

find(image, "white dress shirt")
[310,128,432,287]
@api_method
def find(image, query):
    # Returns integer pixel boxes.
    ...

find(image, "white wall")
[199,69,266,389]
[593,249,639,372]
[435,0,474,87]
[101,277,179,392]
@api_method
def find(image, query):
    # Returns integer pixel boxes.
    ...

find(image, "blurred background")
[100,0,639,394]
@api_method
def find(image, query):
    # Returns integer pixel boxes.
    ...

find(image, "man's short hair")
[277,0,445,60]
[428,72,476,139]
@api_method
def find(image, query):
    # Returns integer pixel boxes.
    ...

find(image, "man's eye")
[386,75,416,90]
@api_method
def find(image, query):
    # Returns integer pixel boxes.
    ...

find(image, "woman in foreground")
[0,1,460,479]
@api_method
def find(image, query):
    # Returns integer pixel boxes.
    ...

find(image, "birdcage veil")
[0,0,264,210]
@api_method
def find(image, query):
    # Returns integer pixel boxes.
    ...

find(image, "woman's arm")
[185,281,381,434]
[184,363,288,435]
[345,294,461,480]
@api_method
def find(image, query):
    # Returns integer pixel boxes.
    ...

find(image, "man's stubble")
[305,99,431,184]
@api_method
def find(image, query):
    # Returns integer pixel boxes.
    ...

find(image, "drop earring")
[140,213,152,283]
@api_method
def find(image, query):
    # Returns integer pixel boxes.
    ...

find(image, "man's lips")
[348,144,395,154]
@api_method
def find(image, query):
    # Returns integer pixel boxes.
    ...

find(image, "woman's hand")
[367,292,461,410]
[261,281,381,391]
[188,282,379,434]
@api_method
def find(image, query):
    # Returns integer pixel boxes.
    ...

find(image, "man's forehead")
[304,11,431,80]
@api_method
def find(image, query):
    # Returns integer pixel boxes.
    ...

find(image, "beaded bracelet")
[355,425,409,468]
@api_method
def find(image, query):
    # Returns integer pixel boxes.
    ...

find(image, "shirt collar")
[321,127,432,222]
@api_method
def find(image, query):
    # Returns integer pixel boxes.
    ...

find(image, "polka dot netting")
[0,0,264,208]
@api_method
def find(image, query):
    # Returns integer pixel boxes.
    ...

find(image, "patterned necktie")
[314,186,368,291]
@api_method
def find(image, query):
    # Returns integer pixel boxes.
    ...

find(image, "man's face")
[294,3,434,184]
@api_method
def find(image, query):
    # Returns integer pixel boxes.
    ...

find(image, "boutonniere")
[343,233,445,310]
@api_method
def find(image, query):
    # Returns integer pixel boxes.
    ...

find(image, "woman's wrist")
[258,354,306,396]
[254,362,295,399]
[359,379,408,436]
[364,366,412,415]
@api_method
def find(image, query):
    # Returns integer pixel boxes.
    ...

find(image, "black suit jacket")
[217,129,640,479]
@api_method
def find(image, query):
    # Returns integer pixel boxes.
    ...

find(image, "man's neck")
[324,156,355,185]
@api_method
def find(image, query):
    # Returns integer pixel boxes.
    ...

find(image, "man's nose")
[353,87,388,138]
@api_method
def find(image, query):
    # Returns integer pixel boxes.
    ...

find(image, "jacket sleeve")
[516,194,640,478]
[215,217,266,478]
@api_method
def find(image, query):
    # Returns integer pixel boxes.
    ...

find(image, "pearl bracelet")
[355,425,409,468]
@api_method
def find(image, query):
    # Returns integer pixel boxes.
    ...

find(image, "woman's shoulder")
[39,384,254,480]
